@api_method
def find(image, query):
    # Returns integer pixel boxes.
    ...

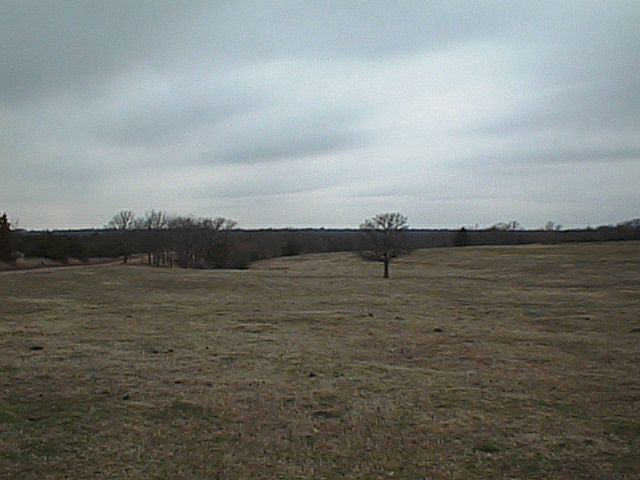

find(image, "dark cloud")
[96,95,262,147]
[507,146,640,165]
[215,130,362,164]
[0,1,212,105]
[476,81,640,136]
[209,111,367,164]
[461,145,640,168]
[0,1,548,105]
[193,173,336,200]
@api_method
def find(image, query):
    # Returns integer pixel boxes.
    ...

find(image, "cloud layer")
[1,1,639,229]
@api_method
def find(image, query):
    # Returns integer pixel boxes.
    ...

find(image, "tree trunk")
[383,257,389,278]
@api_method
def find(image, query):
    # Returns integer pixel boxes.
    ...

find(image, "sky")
[1,1,639,230]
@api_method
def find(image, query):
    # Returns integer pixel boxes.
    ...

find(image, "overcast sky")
[1,1,639,229]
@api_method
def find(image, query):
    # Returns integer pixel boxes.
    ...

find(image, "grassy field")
[1,242,639,479]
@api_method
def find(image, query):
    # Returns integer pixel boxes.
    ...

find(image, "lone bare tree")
[107,210,135,263]
[359,212,409,278]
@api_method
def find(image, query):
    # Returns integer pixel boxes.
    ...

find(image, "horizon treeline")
[1,210,639,268]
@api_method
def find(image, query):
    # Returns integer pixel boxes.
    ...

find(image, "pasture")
[1,242,639,479]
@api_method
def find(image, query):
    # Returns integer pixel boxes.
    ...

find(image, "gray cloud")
[215,129,362,164]
[460,145,640,168]
[96,95,261,147]
[1,1,639,229]
[0,1,212,105]
[193,173,336,200]
[476,81,640,136]
[507,146,640,165]
[208,110,367,164]
[0,1,571,105]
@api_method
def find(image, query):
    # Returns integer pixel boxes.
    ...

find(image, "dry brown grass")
[1,242,639,479]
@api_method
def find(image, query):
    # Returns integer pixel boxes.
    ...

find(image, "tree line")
[2,210,639,277]
[106,210,238,268]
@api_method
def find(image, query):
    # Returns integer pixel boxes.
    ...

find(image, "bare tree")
[167,215,237,268]
[544,221,562,231]
[107,210,135,263]
[359,212,409,278]
[135,210,167,231]
[135,210,168,266]
[108,210,135,230]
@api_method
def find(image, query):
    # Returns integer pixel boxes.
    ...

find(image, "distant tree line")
[105,210,240,268]
[2,209,639,269]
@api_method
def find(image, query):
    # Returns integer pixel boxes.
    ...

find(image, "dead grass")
[1,242,639,479]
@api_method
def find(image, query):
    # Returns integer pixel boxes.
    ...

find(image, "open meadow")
[1,242,639,479]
